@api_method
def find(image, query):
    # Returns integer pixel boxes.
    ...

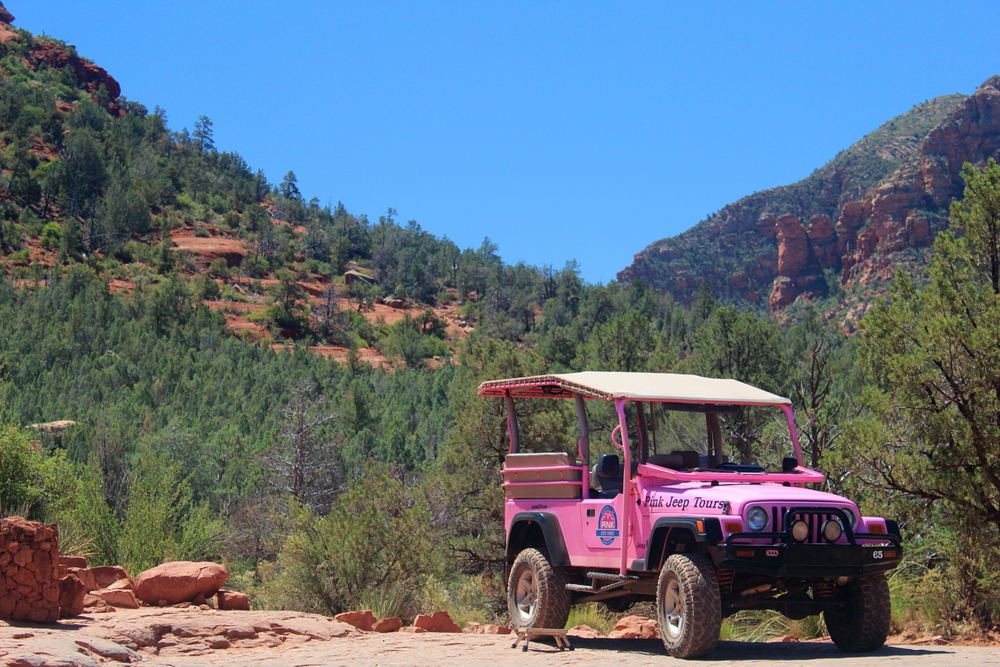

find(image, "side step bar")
[566,571,639,594]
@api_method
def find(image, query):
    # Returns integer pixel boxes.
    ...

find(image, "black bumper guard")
[717,506,902,578]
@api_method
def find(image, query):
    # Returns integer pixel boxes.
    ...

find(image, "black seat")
[592,453,622,498]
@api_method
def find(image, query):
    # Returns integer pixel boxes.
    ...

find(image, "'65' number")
[872,550,884,560]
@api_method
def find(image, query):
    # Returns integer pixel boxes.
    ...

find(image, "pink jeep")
[479,371,901,659]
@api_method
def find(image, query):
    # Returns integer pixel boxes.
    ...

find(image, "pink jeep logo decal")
[597,505,620,545]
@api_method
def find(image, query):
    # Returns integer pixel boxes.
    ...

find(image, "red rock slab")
[372,616,402,633]
[334,609,376,631]
[462,621,512,635]
[58,574,86,617]
[216,590,250,611]
[413,611,460,633]
[170,232,246,268]
[97,588,139,609]
[90,565,132,590]
[59,556,87,569]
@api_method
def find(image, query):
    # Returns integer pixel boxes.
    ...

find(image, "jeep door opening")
[480,371,902,659]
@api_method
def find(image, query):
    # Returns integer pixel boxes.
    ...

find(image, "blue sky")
[14,1,1000,283]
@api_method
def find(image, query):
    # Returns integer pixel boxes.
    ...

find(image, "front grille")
[765,506,845,544]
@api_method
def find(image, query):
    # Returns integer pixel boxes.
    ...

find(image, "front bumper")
[714,540,902,577]
[713,506,902,577]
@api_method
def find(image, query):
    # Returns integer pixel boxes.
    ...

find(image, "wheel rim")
[515,569,537,622]
[663,578,684,639]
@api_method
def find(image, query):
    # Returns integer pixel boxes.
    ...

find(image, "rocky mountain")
[0,6,121,113]
[620,76,1000,322]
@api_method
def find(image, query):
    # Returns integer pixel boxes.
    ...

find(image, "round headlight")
[841,508,857,529]
[790,520,810,542]
[747,506,769,532]
[822,519,843,542]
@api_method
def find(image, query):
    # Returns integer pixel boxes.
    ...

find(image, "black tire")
[507,548,571,629]
[657,554,721,659]
[825,573,891,652]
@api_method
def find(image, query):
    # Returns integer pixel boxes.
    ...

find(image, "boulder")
[462,621,511,635]
[372,616,402,633]
[217,590,251,611]
[67,566,97,592]
[400,626,428,633]
[334,609,376,631]
[98,588,139,609]
[413,611,460,633]
[90,565,131,590]
[59,555,87,569]
[608,615,659,639]
[58,574,86,617]
[567,624,604,638]
[105,577,133,591]
[133,561,228,605]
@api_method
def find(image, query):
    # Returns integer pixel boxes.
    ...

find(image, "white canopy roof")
[477,371,791,406]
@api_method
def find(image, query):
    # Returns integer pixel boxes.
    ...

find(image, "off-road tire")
[657,554,722,659]
[507,548,570,629]
[825,572,891,652]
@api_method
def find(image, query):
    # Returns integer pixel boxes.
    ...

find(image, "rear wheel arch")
[506,512,570,579]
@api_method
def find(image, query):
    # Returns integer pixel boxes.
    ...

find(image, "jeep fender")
[506,512,570,579]
[640,517,723,571]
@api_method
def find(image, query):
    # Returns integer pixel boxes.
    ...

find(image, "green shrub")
[117,449,191,574]
[40,222,61,249]
[261,466,434,617]
[0,425,43,515]
[193,273,221,301]
[208,258,230,278]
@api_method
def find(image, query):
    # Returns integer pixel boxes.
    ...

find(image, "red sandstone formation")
[621,76,1000,317]
[413,610,461,633]
[133,561,229,606]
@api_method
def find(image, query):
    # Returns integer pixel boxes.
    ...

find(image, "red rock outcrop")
[413,611,460,633]
[97,588,139,609]
[57,573,86,618]
[462,621,511,635]
[334,609,376,631]
[0,2,13,25]
[372,616,402,632]
[58,556,87,569]
[27,41,121,100]
[621,77,1000,317]
[133,561,228,606]
[608,614,660,639]
[217,590,251,611]
[768,214,830,309]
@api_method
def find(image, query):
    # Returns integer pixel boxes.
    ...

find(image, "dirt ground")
[0,608,997,667]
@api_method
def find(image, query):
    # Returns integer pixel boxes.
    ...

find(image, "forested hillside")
[0,2,997,639]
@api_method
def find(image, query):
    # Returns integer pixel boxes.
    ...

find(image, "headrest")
[597,453,620,477]
[671,450,701,469]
